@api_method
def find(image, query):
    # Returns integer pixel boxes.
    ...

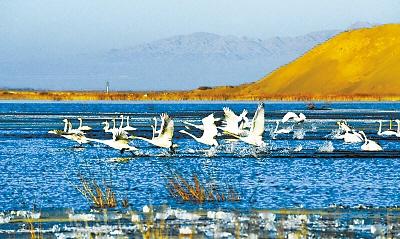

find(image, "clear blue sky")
[1,0,399,55]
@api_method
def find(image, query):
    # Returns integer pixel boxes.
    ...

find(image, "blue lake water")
[0,101,399,212]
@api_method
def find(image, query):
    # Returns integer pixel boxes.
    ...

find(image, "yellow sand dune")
[237,24,400,99]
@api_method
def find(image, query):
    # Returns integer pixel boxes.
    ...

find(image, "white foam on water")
[318,141,334,153]
[293,129,306,139]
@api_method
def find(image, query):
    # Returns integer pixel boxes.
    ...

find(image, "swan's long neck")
[63,121,68,132]
[397,121,400,134]
[68,122,73,131]
[126,116,130,127]
[153,118,158,132]
[78,118,83,128]
[378,121,382,134]
[151,126,155,139]
[119,116,124,129]
[180,130,199,141]
[103,122,109,131]
[274,121,279,132]
[361,132,368,142]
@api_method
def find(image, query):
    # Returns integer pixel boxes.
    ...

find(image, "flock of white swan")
[48,103,399,155]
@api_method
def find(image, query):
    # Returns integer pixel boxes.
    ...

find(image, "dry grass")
[1,89,400,101]
[75,175,118,208]
[167,173,240,203]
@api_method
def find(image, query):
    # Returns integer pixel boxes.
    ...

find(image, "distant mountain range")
[102,30,342,90]
[1,22,376,91]
[108,31,339,60]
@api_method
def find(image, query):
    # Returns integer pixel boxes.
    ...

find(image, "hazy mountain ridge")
[108,30,340,60]
[100,29,341,90]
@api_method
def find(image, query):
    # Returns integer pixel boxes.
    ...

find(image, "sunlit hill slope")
[227,24,400,99]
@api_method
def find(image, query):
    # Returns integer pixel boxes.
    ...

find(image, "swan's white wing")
[201,114,215,125]
[250,103,265,136]
[223,107,240,123]
[113,129,129,141]
[281,112,298,123]
[202,123,218,139]
[158,113,174,141]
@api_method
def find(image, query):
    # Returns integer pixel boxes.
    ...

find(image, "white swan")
[337,121,352,133]
[88,129,137,154]
[359,131,383,151]
[273,121,293,135]
[342,130,363,143]
[48,119,90,145]
[77,117,92,131]
[281,112,306,123]
[67,120,85,135]
[224,103,266,147]
[123,115,137,131]
[219,107,248,135]
[101,120,119,134]
[334,121,363,143]
[377,120,397,137]
[180,113,219,147]
[134,113,176,150]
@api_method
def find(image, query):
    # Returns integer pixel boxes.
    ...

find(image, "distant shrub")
[197,86,212,90]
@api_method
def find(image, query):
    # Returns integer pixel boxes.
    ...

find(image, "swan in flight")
[273,121,293,135]
[281,112,306,123]
[359,131,383,151]
[224,103,266,147]
[88,129,137,154]
[123,115,137,131]
[48,119,90,145]
[342,130,363,143]
[377,120,398,137]
[77,117,92,131]
[334,121,363,143]
[219,107,249,135]
[133,113,176,150]
[179,113,219,147]
[337,121,352,133]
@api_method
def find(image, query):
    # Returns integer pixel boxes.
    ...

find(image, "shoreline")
[1,90,399,102]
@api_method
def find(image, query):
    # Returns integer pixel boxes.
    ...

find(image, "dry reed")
[75,175,118,208]
[167,173,240,203]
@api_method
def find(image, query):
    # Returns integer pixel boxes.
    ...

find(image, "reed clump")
[75,175,119,208]
[167,173,240,203]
